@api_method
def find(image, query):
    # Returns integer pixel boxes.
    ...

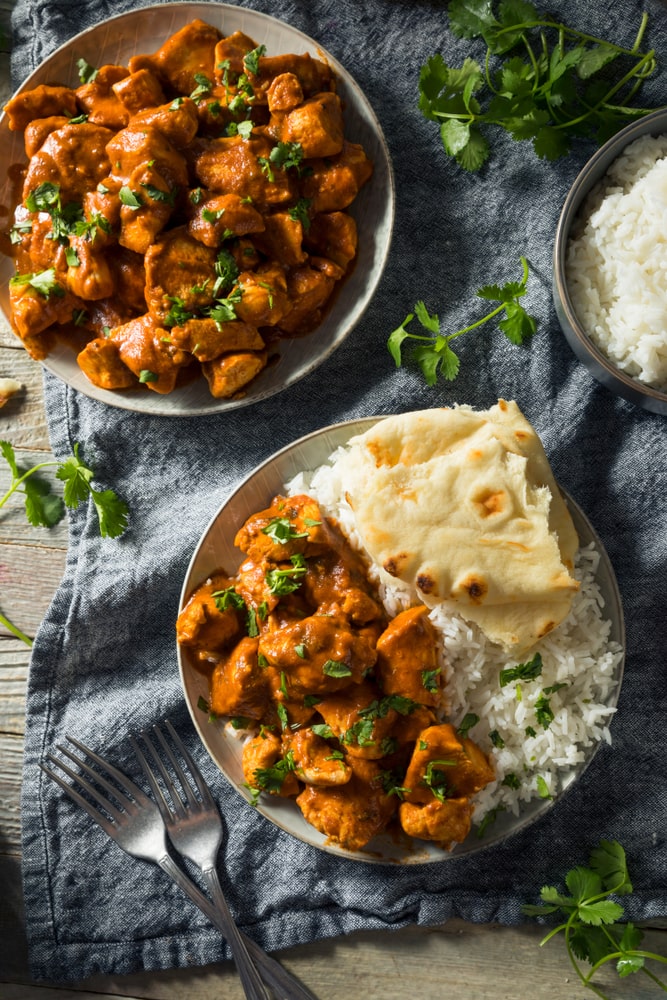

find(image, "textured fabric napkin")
[11,0,667,982]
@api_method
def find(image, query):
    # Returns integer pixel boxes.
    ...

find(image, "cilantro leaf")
[55,443,128,538]
[387,257,536,385]
[423,6,662,169]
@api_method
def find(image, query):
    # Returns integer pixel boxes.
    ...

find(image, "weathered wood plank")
[0,347,51,450]
[0,636,29,734]
[0,731,22,853]
[0,542,66,639]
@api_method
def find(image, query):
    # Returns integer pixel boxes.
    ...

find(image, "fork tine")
[45,749,126,823]
[129,733,176,823]
[151,722,200,811]
[65,734,149,803]
[40,761,116,836]
[164,718,215,808]
[53,741,139,814]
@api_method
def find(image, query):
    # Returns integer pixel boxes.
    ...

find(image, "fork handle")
[202,863,272,1000]
[157,853,317,1000]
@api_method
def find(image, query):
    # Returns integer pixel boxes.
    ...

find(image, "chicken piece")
[305,211,358,270]
[301,141,373,213]
[242,729,300,798]
[301,531,383,625]
[117,163,176,255]
[65,235,115,301]
[246,53,333,104]
[252,212,306,267]
[234,493,333,563]
[188,192,265,248]
[176,574,244,655]
[9,277,83,341]
[194,135,296,207]
[76,65,130,130]
[209,636,271,719]
[317,681,411,760]
[278,258,341,335]
[231,238,261,271]
[107,246,147,313]
[4,84,78,131]
[131,19,221,94]
[376,606,442,707]
[82,181,122,244]
[399,797,474,850]
[234,556,281,621]
[202,350,267,399]
[23,115,69,157]
[403,724,495,805]
[170,318,264,362]
[111,313,190,393]
[22,123,114,204]
[76,337,135,390]
[128,98,200,147]
[275,92,344,159]
[266,73,304,113]
[25,215,68,273]
[213,31,258,77]
[106,124,188,193]
[258,613,376,697]
[283,727,351,786]
[234,264,291,327]
[144,227,217,321]
[296,756,396,850]
[112,68,165,114]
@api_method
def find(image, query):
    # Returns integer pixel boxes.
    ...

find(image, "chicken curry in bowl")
[177,492,495,853]
[2,16,373,401]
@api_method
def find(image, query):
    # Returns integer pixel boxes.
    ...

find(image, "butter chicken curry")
[177,493,494,853]
[3,19,372,399]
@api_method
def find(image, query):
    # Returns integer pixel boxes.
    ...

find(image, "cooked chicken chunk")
[296,757,396,850]
[376,606,442,707]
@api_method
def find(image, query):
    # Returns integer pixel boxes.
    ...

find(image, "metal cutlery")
[41,730,318,1000]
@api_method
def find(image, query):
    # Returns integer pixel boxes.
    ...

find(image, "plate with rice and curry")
[176,401,625,863]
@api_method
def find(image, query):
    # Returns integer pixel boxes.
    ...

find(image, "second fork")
[131,720,272,1000]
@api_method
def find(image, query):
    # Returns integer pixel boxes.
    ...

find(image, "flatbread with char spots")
[336,401,579,653]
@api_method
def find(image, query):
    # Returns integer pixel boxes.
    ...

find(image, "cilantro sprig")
[0,440,128,540]
[420,2,662,170]
[0,441,128,647]
[523,840,667,997]
[388,256,536,385]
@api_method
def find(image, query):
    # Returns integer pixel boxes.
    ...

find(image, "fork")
[130,720,272,1000]
[41,734,318,1000]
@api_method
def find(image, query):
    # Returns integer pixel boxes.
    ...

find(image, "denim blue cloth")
[12,0,667,983]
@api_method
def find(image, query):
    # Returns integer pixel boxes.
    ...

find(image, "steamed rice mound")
[566,133,667,392]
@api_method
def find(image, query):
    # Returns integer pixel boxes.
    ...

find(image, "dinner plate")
[0,3,394,416]
[178,417,626,863]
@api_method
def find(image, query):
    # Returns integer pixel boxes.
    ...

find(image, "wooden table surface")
[0,3,665,998]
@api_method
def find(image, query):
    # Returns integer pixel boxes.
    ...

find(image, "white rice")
[566,133,667,392]
[286,448,623,829]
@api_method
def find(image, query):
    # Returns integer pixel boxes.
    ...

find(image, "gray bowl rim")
[553,107,667,415]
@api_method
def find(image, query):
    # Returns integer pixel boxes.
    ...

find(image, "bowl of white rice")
[554,108,667,415]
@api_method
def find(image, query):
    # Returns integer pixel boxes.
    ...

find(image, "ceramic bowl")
[0,3,394,416]
[553,108,667,415]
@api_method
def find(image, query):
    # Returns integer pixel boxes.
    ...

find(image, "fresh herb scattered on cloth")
[420,0,662,170]
[387,256,536,384]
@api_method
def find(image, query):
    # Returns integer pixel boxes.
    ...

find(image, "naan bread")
[337,401,579,653]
